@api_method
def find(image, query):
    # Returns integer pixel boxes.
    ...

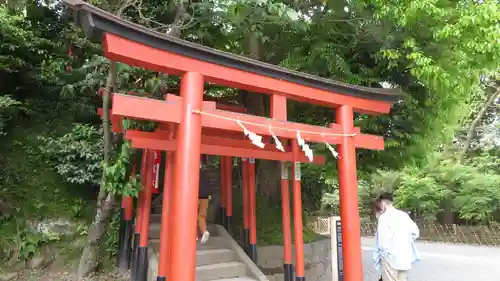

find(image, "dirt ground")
[7,270,130,281]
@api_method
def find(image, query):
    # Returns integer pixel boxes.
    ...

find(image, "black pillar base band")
[136,246,149,281]
[118,220,133,270]
[243,229,249,252]
[226,216,232,235]
[156,277,166,281]
[117,208,126,267]
[248,244,257,262]
[296,277,305,281]
[221,208,227,228]
[131,233,140,281]
[218,206,224,225]
[284,264,294,281]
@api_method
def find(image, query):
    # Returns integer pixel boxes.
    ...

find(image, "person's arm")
[377,215,392,257]
[408,216,419,241]
[373,231,382,271]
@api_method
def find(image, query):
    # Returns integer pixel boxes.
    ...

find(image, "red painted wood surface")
[291,140,305,277]
[139,150,153,247]
[248,158,257,245]
[155,127,247,141]
[336,105,363,281]
[135,151,148,234]
[150,150,161,194]
[270,94,287,121]
[97,93,246,134]
[111,94,384,150]
[125,130,326,165]
[122,196,133,220]
[168,72,204,281]
[103,33,392,114]
[165,94,247,113]
[270,94,293,266]
[242,158,249,230]
[122,163,136,220]
[224,156,232,217]
[158,127,175,278]
[220,157,226,209]
[280,162,292,264]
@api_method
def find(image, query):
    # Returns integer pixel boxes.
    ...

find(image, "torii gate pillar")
[336,105,363,281]
[168,72,204,281]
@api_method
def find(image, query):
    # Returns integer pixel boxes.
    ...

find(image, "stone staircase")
[147,215,268,281]
[152,166,221,223]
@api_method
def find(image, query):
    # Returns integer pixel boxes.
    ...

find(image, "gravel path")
[361,237,500,281]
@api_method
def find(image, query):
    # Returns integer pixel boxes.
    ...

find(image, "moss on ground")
[0,115,95,267]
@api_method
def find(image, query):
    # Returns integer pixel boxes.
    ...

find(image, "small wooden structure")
[65,1,402,281]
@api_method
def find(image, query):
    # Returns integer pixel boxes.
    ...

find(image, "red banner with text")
[151,150,161,194]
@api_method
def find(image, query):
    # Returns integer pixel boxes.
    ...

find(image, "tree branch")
[97,61,117,206]
[459,85,500,161]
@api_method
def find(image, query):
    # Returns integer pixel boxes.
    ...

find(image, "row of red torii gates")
[65,1,402,281]
[112,114,322,281]
[106,91,328,281]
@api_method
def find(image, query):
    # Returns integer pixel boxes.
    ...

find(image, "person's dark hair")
[378,191,394,202]
[373,198,383,213]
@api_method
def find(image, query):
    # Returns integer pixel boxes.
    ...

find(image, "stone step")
[150,214,162,223]
[195,261,246,281]
[209,277,257,281]
[273,273,285,281]
[148,223,161,239]
[196,248,235,266]
[265,274,285,281]
[150,236,229,253]
[196,236,228,250]
[147,221,219,239]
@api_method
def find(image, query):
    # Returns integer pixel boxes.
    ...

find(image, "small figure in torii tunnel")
[197,155,212,244]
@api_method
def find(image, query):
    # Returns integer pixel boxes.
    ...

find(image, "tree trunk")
[77,194,116,278]
[95,62,117,204]
[459,85,500,160]
[243,32,281,201]
[441,199,454,225]
[441,85,500,225]
[76,62,117,279]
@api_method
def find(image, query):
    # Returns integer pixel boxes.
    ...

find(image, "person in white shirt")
[373,193,420,281]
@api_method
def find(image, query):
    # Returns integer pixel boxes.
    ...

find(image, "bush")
[39,123,103,185]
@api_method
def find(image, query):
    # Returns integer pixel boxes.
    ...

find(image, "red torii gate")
[65,1,402,281]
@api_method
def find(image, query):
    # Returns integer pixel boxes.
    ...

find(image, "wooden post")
[157,126,175,281]
[117,198,125,267]
[118,195,134,270]
[132,151,148,281]
[137,150,154,281]
[336,105,363,281]
[248,158,257,261]
[281,162,293,281]
[220,157,227,228]
[271,94,293,281]
[168,72,204,281]
[291,140,305,281]
[118,160,135,270]
[242,158,249,253]
[225,156,233,234]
